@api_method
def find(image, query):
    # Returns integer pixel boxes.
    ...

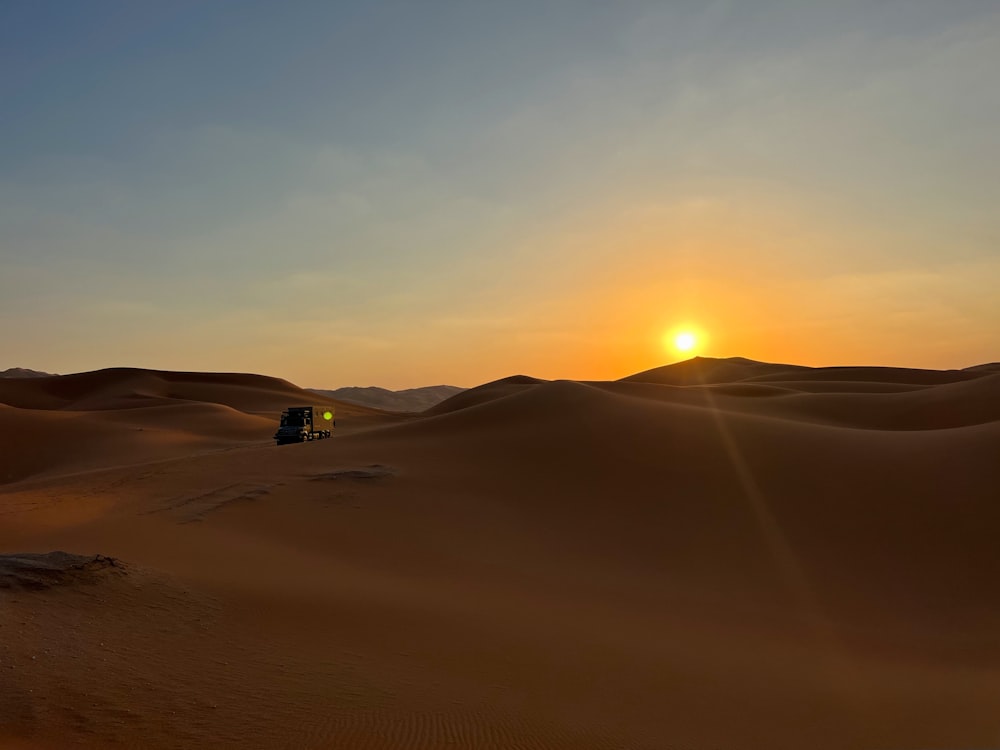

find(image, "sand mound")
[623,356,809,385]
[428,374,546,414]
[962,362,1000,373]
[309,464,395,481]
[0,552,123,590]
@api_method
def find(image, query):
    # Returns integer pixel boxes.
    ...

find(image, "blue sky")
[2,1,998,387]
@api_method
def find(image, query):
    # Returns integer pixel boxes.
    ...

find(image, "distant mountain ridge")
[310,385,464,412]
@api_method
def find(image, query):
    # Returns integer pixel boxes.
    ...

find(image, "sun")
[663,327,703,356]
[674,332,697,352]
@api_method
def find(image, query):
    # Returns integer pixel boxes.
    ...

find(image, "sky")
[1,0,998,388]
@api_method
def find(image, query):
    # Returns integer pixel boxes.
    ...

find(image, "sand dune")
[1,359,999,748]
[623,355,990,387]
[0,369,397,485]
[428,374,547,414]
[311,385,465,412]
[0,367,54,379]
[0,367,356,412]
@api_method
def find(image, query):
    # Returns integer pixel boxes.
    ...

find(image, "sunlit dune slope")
[0,368,396,484]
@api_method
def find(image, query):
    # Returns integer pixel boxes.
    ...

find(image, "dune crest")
[0,367,54,379]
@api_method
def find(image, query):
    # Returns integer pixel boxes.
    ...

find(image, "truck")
[274,405,335,445]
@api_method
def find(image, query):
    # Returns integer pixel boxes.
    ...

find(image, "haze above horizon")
[2,1,998,389]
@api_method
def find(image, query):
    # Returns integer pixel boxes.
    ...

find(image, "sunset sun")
[674,332,697,352]
[665,328,701,355]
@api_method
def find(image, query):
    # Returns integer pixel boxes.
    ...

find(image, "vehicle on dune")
[274,405,334,445]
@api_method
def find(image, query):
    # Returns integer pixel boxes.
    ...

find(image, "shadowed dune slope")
[0,367,370,413]
[0,401,276,484]
[747,365,986,386]
[427,374,547,414]
[0,551,123,590]
[0,367,54,379]
[622,356,811,385]
[625,356,989,388]
[589,373,1000,430]
[311,385,465,412]
[963,362,1000,373]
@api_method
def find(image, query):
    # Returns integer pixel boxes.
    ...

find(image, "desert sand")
[311,385,465,413]
[1,358,999,749]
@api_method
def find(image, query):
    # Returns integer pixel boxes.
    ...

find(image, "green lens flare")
[323,411,333,421]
